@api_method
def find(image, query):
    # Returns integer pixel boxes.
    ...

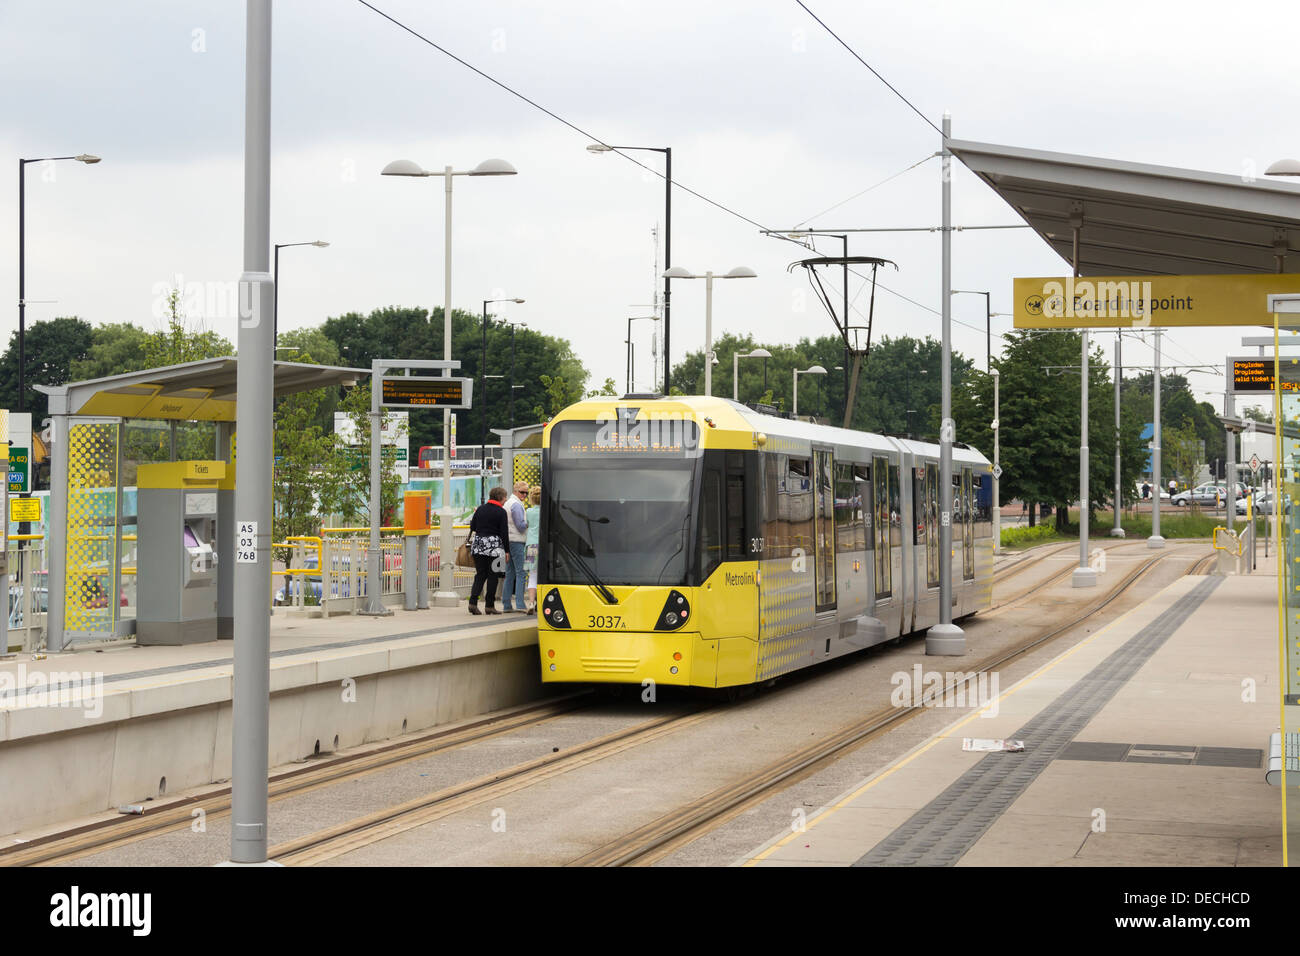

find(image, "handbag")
[456,534,475,568]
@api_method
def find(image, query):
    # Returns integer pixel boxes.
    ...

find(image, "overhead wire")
[357,0,994,347]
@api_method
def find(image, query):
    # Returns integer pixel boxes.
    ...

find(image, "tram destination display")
[381,375,473,409]
[1229,356,1300,394]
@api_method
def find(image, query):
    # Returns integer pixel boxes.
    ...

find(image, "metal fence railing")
[6,537,48,653]
[275,525,478,615]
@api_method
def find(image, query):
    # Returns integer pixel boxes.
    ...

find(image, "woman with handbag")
[467,486,510,615]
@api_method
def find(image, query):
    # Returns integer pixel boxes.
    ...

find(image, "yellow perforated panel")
[66,422,119,635]
[513,451,541,491]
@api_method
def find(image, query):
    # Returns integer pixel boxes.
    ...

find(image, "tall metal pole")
[992,370,1001,554]
[928,112,964,655]
[17,160,25,414]
[983,292,991,372]
[662,148,672,394]
[626,317,633,394]
[273,243,280,351]
[362,361,387,615]
[510,324,517,429]
[481,301,488,505]
[230,0,275,865]
[1072,220,1096,586]
[1111,334,1125,537]
[1148,330,1166,548]
[435,165,457,606]
[703,272,714,396]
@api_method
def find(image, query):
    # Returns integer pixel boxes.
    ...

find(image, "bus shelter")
[37,357,364,651]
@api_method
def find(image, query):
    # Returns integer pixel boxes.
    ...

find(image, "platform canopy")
[38,357,366,422]
[948,139,1300,276]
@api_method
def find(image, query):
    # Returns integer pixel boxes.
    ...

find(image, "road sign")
[381,376,473,410]
[992,464,1003,480]
[1251,454,1261,472]
[9,497,40,523]
[5,412,31,493]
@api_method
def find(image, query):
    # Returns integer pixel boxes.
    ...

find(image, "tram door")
[813,449,837,611]
[961,467,975,580]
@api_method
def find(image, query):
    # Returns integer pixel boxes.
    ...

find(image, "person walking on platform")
[501,480,530,612]
[468,486,510,615]
[524,485,541,613]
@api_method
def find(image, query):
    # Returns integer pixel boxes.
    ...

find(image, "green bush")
[1000,523,1061,549]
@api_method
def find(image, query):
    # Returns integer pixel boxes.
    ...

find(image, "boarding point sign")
[1014,273,1300,329]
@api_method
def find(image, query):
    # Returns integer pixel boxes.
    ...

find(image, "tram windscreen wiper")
[553,535,619,605]
[554,496,618,604]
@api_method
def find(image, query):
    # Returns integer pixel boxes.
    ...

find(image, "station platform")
[743,557,1290,867]
[0,607,541,837]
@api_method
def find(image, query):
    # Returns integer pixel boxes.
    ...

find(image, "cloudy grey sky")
[2,0,1298,411]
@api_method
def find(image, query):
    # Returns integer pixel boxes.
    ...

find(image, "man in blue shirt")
[501,480,529,612]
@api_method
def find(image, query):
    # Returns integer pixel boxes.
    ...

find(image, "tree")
[1243,404,1272,424]
[672,332,967,435]
[534,373,586,421]
[0,316,94,438]
[587,377,618,398]
[69,323,151,381]
[318,384,402,527]
[1121,371,1223,480]
[273,385,333,599]
[1164,419,1205,491]
[142,287,232,367]
[321,305,588,450]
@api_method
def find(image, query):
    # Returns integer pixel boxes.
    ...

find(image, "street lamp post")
[793,365,827,417]
[662,266,756,396]
[482,298,524,503]
[382,156,517,606]
[588,144,671,393]
[505,319,527,430]
[273,241,328,349]
[733,348,772,402]
[992,369,1001,554]
[625,315,658,393]
[18,153,100,413]
[951,289,992,372]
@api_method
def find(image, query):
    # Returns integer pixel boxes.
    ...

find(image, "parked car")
[7,585,49,629]
[1171,483,1228,507]
[1238,491,1291,516]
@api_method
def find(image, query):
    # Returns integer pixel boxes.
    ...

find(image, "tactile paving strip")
[855,575,1222,867]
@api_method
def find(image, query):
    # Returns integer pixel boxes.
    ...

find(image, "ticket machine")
[137,460,223,644]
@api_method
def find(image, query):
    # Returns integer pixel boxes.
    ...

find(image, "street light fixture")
[273,240,329,349]
[17,153,101,413]
[662,266,757,396]
[1266,158,1300,176]
[481,297,524,503]
[733,348,772,402]
[382,156,517,607]
[588,142,672,393]
[794,365,827,417]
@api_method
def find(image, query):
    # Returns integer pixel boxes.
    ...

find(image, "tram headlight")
[543,589,571,629]
[654,590,690,631]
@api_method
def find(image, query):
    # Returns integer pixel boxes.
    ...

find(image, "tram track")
[2,693,598,867]
[568,546,1208,866]
[11,543,1217,868]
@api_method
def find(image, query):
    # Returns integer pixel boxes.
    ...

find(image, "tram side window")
[834,462,864,554]
[873,456,891,597]
[726,473,746,558]
[889,464,901,549]
[913,466,925,546]
[698,468,723,580]
[951,474,964,543]
[974,474,992,539]
[787,456,814,562]
[855,467,871,550]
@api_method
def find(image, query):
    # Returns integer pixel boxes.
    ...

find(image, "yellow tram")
[537,396,993,688]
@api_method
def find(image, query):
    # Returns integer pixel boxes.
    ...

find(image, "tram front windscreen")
[545,419,700,588]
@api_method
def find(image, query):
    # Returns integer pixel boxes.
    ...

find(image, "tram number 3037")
[587,615,626,630]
